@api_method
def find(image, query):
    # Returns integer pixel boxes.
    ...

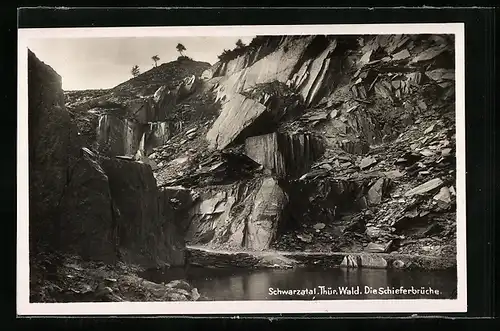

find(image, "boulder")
[313,223,326,230]
[320,163,334,171]
[366,226,382,239]
[411,45,449,63]
[359,255,388,269]
[392,49,411,60]
[360,156,377,170]
[206,93,268,150]
[297,233,313,243]
[425,69,455,83]
[404,178,444,197]
[384,170,404,179]
[392,260,406,269]
[201,68,214,80]
[441,148,452,157]
[433,186,452,204]
[366,178,386,206]
[364,242,386,253]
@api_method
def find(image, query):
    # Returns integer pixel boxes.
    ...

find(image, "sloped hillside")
[113,57,211,96]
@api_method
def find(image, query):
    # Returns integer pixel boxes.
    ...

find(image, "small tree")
[235,39,246,49]
[151,55,160,67]
[131,65,140,77]
[176,43,186,56]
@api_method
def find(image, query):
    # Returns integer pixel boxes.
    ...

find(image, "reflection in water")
[143,266,457,301]
[229,275,245,299]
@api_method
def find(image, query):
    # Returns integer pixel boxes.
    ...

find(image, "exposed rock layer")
[244,131,325,179]
[186,176,287,250]
[66,60,212,158]
[29,50,185,269]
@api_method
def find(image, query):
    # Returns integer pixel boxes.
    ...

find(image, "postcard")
[17,23,466,315]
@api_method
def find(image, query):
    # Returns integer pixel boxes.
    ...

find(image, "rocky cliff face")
[184,176,287,250]
[147,34,457,256]
[29,50,185,269]
[28,49,80,254]
[65,58,212,161]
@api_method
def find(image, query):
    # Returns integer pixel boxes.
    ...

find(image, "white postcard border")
[17,23,466,315]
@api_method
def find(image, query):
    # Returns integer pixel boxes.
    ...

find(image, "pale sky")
[27,36,255,91]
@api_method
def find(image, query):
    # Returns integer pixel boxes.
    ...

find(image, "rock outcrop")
[65,58,212,158]
[58,148,117,263]
[206,93,268,150]
[100,157,185,267]
[186,176,287,250]
[245,177,288,250]
[28,49,80,253]
[244,131,324,179]
[96,114,144,156]
[212,36,318,99]
[29,50,185,269]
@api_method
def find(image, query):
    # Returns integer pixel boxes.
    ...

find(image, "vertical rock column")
[245,177,288,250]
[28,49,79,252]
[244,132,324,179]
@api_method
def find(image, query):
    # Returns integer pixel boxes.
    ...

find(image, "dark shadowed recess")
[14,7,495,322]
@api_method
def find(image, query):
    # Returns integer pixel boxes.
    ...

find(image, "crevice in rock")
[230,111,280,147]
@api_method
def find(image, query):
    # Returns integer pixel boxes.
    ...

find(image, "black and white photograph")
[17,23,466,315]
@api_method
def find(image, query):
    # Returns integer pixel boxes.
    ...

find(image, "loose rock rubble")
[266,35,457,261]
[30,252,202,303]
